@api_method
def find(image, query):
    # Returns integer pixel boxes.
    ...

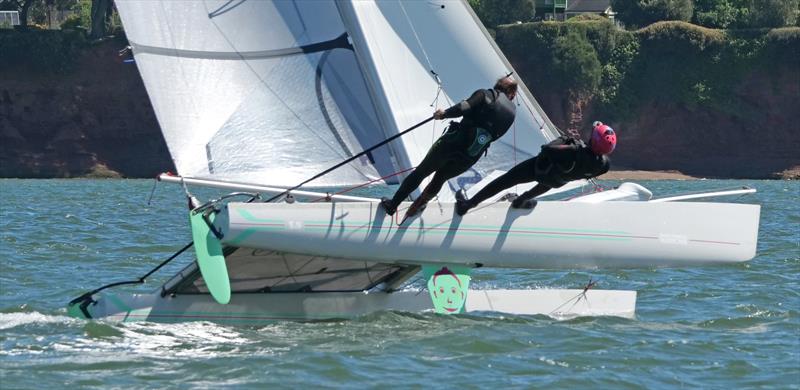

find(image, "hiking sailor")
[381,76,518,218]
[455,121,617,215]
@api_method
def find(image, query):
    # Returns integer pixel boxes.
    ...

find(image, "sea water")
[1,179,798,388]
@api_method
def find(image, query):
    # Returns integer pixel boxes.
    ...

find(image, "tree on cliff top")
[692,0,750,29]
[611,0,694,29]
[468,0,535,28]
[748,0,799,28]
[552,31,602,98]
[616,0,799,29]
[88,0,112,39]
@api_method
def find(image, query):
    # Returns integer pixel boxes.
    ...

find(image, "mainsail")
[116,0,400,187]
[117,0,561,194]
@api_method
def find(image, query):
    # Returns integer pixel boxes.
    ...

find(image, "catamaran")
[67,0,760,323]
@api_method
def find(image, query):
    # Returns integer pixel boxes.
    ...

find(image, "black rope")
[429,70,444,108]
[67,196,259,311]
[146,177,159,206]
[68,241,194,312]
[69,119,432,310]
[548,277,598,316]
[263,116,434,203]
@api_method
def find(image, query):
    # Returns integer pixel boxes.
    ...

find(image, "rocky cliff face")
[0,40,172,178]
[1,39,797,179]
[519,66,800,179]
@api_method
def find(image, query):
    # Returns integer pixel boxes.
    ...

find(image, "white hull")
[76,289,636,323]
[218,201,760,269]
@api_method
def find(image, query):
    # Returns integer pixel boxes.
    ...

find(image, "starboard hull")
[218,201,760,269]
[71,289,637,323]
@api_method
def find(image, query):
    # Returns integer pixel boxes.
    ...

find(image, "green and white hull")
[68,241,636,322]
[219,199,760,269]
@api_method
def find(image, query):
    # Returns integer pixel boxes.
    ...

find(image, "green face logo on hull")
[424,265,471,314]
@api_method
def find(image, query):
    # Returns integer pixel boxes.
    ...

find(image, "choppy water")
[1,179,798,388]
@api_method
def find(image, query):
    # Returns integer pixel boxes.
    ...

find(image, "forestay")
[116,0,401,187]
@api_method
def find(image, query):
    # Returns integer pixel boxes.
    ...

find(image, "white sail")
[116,0,403,187]
[338,0,561,200]
[118,0,563,193]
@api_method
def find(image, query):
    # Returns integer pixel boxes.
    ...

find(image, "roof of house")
[566,0,611,13]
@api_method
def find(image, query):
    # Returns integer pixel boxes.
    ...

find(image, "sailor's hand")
[501,192,519,202]
[433,109,445,120]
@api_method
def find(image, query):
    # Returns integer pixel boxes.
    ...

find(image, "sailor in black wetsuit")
[455,122,618,215]
[381,77,518,218]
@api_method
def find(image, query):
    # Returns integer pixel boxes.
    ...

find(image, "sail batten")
[128,33,353,60]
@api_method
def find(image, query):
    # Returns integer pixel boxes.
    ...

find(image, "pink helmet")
[590,121,617,155]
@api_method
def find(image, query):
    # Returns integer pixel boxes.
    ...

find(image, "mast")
[334,1,415,190]
[458,0,561,141]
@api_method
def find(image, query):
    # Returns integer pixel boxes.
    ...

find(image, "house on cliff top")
[0,11,20,28]
[536,0,616,22]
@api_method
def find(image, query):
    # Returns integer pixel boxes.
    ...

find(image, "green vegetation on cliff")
[0,29,87,73]
[496,20,799,122]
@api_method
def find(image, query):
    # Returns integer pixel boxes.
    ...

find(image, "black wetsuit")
[467,136,610,206]
[387,88,516,208]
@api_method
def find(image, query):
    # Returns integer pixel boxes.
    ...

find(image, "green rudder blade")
[66,301,91,319]
[190,211,230,304]
[423,265,471,314]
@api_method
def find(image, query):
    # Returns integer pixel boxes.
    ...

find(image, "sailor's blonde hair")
[494,77,518,96]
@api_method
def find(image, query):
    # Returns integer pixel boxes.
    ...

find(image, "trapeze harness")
[534,136,610,188]
[465,136,610,208]
[439,88,516,160]
[385,88,517,209]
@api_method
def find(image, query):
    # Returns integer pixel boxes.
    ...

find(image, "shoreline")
[599,170,699,180]
[1,169,797,180]
[601,168,799,181]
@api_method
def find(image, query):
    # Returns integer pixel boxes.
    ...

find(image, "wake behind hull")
[218,201,760,269]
